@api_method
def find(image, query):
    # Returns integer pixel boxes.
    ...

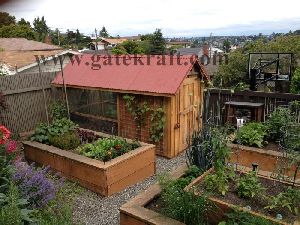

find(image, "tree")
[33,16,49,42]
[223,39,231,53]
[291,67,300,94]
[213,35,300,88]
[148,29,166,54]
[112,40,145,54]
[0,12,15,27]
[0,24,35,40]
[17,18,31,27]
[111,45,127,55]
[99,26,109,38]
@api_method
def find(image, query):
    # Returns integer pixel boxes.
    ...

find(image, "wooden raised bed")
[120,165,187,225]
[229,143,300,180]
[185,168,300,225]
[23,130,156,196]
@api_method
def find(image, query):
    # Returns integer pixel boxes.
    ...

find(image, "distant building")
[177,44,224,77]
[0,38,79,75]
[88,38,128,51]
[166,41,191,48]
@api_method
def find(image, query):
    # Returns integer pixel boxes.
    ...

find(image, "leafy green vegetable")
[265,107,294,142]
[77,137,140,162]
[236,122,267,147]
[236,172,265,199]
[265,187,300,215]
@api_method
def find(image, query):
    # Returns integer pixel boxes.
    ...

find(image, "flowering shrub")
[0,125,17,193]
[13,162,63,208]
[0,125,11,145]
[5,140,17,154]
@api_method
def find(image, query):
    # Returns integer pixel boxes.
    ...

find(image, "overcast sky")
[1,0,300,37]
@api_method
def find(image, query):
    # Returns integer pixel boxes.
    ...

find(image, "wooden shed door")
[178,77,200,151]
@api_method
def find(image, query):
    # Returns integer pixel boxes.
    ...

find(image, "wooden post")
[59,55,70,119]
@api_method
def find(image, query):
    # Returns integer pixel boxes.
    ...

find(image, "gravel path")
[72,152,187,225]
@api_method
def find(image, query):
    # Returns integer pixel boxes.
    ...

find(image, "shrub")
[236,172,265,199]
[12,162,62,208]
[265,107,294,142]
[0,126,17,193]
[236,122,267,147]
[49,132,80,150]
[291,67,300,94]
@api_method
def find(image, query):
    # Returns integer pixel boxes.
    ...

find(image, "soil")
[198,172,300,224]
[145,195,165,213]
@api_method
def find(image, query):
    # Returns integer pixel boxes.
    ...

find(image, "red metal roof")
[52,55,208,95]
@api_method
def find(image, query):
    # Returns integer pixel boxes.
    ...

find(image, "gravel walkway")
[72,152,187,225]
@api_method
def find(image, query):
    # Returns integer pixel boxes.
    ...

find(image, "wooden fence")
[0,72,57,134]
[203,88,300,124]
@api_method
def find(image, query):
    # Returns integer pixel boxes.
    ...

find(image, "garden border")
[23,129,156,196]
[119,164,187,225]
[185,168,300,225]
[229,143,300,180]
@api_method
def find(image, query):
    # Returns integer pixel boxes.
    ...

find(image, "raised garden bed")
[23,129,156,196]
[229,143,300,180]
[186,168,300,225]
[120,165,187,225]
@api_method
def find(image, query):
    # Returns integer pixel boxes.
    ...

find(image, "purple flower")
[13,162,64,208]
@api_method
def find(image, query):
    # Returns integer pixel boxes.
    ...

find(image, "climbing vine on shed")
[123,95,150,128]
[123,95,166,143]
[150,107,166,143]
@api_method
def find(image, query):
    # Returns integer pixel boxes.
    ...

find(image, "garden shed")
[52,55,209,158]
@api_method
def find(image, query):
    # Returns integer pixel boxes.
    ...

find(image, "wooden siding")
[166,76,205,158]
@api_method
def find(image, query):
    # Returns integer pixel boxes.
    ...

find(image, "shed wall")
[118,76,205,158]
[118,94,169,157]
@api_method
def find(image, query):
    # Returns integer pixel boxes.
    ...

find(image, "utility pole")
[209,32,213,59]
[94,28,98,53]
[57,29,61,46]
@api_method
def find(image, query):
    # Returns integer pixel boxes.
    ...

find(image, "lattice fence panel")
[0,72,57,134]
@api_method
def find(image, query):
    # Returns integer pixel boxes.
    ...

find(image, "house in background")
[0,38,79,75]
[166,41,191,48]
[177,44,224,77]
[101,38,127,49]
[88,38,128,51]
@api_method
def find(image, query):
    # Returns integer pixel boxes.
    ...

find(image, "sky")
[1,0,300,37]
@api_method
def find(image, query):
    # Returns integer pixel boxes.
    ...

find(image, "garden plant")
[0,125,80,225]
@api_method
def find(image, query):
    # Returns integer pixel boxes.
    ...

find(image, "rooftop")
[0,38,62,51]
[52,54,208,96]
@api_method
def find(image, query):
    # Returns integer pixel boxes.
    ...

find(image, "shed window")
[72,89,117,119]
